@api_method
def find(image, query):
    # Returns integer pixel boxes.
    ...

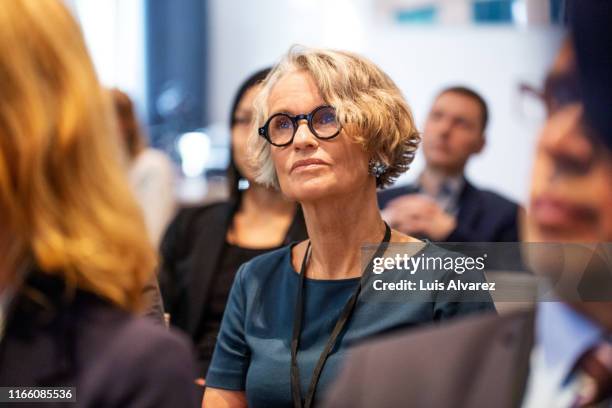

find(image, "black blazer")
[0,271,199,408]
[378,179,520,242]
[158,200,307,370]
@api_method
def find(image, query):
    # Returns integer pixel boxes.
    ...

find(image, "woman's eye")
[315,109,337,126]
[319,113,336,124]
[273,116,292,130]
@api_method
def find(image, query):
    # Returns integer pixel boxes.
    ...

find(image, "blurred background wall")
[66,0,565,205]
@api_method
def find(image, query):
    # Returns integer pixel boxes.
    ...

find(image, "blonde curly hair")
[250,46,420,189]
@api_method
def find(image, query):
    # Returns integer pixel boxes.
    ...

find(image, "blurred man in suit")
[379,86,520,242]
[325,8,612,408]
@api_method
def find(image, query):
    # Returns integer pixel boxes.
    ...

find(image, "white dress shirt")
[521,302,605,408]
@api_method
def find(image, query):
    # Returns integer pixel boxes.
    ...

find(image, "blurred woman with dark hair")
[159,68,307,381]
[0,0,197,406]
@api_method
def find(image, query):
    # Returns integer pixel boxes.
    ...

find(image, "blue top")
[206,243,495,407]
[536,301,604,386]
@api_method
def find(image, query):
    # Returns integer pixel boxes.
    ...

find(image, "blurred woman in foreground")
[0,1,197,406]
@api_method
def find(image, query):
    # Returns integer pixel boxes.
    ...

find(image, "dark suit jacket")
[158,200,307,374]
[0,271,199,408]
[378,179,520,242]
[323,311,534,408]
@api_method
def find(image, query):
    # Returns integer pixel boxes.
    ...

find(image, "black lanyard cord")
[290,222,392,408]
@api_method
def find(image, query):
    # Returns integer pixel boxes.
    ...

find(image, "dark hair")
[227,67,272,203]
[437,86,489,133]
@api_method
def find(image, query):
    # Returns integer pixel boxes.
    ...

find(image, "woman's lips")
[290,158,329,173]
[531,196,597,228]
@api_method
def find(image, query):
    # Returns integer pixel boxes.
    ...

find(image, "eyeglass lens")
[267,106,340,145]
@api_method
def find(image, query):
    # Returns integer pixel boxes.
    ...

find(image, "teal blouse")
[206,243,495,407]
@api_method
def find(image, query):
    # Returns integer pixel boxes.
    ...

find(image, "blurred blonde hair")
[251,46,420,189]
[0,0,155,311]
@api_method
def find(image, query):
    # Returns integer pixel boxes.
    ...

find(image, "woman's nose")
[292,119,318,150]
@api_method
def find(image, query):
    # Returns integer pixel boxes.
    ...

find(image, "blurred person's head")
[524,38,612,316]
[527,39,612,243]
[0,0,155,309]
[569,0,612,151]
[250,46,420,203]
[227,67,271,201]
[422,87,488,176]
[110,88,147,159]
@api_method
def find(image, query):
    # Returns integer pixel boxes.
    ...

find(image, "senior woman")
[203,47,495,408]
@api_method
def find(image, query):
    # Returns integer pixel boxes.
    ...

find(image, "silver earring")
[369,160,388,178]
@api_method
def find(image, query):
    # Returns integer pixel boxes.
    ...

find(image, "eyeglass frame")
[518,70,583,119]
[257,105,342,147]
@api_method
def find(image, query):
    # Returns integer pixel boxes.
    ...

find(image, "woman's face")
[231,85,262,182]
[266,70,371,203]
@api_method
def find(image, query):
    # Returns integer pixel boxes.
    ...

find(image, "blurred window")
[396,6,437,24]
[70,0,146,113]
[550,0,564,23]
[386,0,564,26]
[473,0,514,23]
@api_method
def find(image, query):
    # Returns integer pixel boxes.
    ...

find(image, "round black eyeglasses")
[258,105,342,147]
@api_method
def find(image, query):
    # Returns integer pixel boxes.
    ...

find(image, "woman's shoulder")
[3,297,198,406]
[387,229,460,255]
[63,293,193,375]
[72,299,199,405]
[418,242,468,258]
[58,288,193,356]
[173,201,233,224]
[234,244,297,283]
[163,201,233,242]
[91,308,193,363]
[239,244,294,271]
[5,277,196,389]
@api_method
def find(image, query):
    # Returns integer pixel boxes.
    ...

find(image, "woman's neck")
[301,183,386,280]
[228,183,297,248]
